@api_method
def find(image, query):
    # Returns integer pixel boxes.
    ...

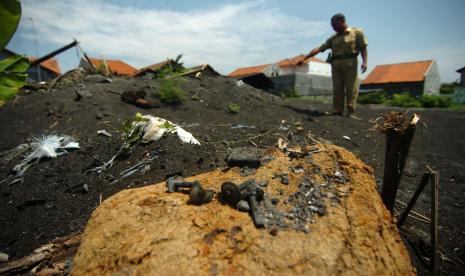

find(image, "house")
[228,64,275,90]
[453,66,465,104]
[28,57,62,81]
[275,55,331,77]
[228,55,330,78]
[132,60,171,79]
[79,57,137,76]
[456,66,465,86]
[228,63,272,78]
[228,55,332,95]
[178,64,221,78]
[0,48,61,81]
[361,60,441,96]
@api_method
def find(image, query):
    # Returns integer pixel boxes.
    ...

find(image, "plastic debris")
[13,135,79,177]
[97,130,112,137]
[342,135,351,141]
[134,114,200,145]
[236,80,245,87]
[231,124,256,129]
[0,135,79,185]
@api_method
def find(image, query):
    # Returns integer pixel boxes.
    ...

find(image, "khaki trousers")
[331,58,359,115]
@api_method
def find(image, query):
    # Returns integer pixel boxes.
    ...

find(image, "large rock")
[72,144,415,275]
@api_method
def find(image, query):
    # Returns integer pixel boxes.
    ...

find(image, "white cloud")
[18,0,328,74]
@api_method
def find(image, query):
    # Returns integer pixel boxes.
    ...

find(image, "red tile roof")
[28,57,62,75]
[228,64,270,77]
[362,60,434,84]
[229,54,327,77]
[277,55,326,67]
[89,58,137,76]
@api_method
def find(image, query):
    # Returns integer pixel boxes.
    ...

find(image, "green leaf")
[0,84,19,100]
[0,72,27,88]
[0,55,30,72]
[0,0,22,51]
[161,121,175,130]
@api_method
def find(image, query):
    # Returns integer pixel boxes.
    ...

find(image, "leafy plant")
[439,83,457,95]
[159,78,186,104]
[419,94,452,108]
[155,54,186,78]
[0,0,22,50]
[0,55,30,106]
[358,91,386,104]
[386,94,421,108]
[227,103,240,114]
[191,94,200,101]
[283,88,300,98]
[96,59,112,77]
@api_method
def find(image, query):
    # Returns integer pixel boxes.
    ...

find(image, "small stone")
[269,227,279,236]
[0,252,9,263]
[96,113,104,120]
[226,147,264,168]
[327,192,336,199]
[271,198,279,205]
[258,180,268,188]
[236,200,250,212]
[44,202,54,210]
[83,184,89,193]
[309,205,319,212]
[317,207,327,216]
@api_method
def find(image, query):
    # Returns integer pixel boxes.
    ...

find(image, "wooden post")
[430,168,439,274]
[381,125,416,212]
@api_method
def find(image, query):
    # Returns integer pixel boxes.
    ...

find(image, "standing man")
[305,13,368,120]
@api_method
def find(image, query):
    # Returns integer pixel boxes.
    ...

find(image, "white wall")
[308,61,331,76]
[423,61,441,95]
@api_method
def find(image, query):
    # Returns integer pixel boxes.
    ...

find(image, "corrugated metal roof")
[362,60,434,84]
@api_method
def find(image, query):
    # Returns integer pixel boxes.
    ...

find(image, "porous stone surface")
[72,144,415,275]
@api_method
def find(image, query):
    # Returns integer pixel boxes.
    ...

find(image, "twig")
[407,213,430,224]
[455,257,465,266]
[396,199,431,222]
[248,140,258,147]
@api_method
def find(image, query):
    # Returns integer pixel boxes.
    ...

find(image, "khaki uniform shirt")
[319,27,368,58]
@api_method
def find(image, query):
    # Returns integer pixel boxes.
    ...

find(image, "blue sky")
[7,0,465,81]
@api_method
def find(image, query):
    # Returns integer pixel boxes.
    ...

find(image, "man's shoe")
[348,114,362,120]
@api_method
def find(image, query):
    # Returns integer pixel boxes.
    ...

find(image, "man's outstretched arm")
[304,47,321,60]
